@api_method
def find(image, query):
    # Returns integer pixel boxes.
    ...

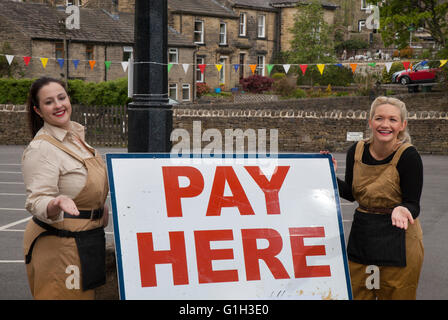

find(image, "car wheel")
[400,77,410,85]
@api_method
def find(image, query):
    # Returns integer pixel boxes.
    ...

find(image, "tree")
[287,0,336,64]
[372,0,448,52]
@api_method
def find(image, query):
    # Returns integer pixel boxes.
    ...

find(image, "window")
[239,13,247,36]
[55,41,64,59]
[256,55,265,76]
[182,84,190,101]
[219,57,226,84]
[219,22,227,45]
[168,48,178,64]
[196,56,205,83]
[86,44,94,60]
[257,14,266,38]
[361,0,368,10]
[169,83,178,100]
[239,53,245,79]
[358,20,366,32]
[123,46,133,61]
[194,20,204,44]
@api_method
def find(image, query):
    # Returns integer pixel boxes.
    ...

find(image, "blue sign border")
[106,153,353,300]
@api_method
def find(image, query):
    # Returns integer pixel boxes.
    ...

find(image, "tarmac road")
[0,145,447,300]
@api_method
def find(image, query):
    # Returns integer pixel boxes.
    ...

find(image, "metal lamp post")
[128,0,172,152]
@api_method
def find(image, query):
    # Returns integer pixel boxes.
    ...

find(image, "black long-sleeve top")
[337,142,423,219]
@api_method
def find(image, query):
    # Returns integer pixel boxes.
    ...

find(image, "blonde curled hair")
[365,96,411,144]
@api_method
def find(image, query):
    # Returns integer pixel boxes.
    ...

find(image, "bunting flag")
[105,61,112,70]
[88,60,96,70]
[57,58,64,69]
[441,60,448,67]
[283,64,291,74]
[5,55,14,65]
[249,64,257,74]
[73,59,80,69]
[167,63,173,73]
[23,56,31,66]
[335,63,343,68]
[182,63,189,74]
[385,62,393,73]
[368,62,376,67]
[40,57,48,69]
[215,64,223,72]
[402,61,411,70]
[317,64,325,75]
[350,63,357,74]
[198,64,206,74]
[233,64,239,72]
[300,64,308,75]
[421,60,428,66]
[121,61,128,72]
[266,64,274,74]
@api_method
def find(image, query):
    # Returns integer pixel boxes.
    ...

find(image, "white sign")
[346,132,364,141]
[106,154,352,300]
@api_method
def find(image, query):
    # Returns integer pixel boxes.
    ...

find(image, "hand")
[320,150,338,171]
[47,195,79,219]
[391,206,414,230]
[102,205,109,227]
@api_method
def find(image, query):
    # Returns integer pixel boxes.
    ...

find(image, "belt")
[357,205,394,215]
[64,208,104,220]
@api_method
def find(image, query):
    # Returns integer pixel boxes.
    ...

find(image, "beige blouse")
[22,121,97,224]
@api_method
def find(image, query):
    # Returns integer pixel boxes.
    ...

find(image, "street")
[0,145,447,299]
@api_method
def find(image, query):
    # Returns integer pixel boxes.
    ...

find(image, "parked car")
[392,61,442,85]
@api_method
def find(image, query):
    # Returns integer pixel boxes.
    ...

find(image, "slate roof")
[0,0,195,47]
[270,0,339,9]
[169,0,238,18]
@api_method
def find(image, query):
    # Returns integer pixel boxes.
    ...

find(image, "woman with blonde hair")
[324,96,424,299]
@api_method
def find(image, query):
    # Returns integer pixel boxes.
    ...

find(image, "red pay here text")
[136,166,331,287]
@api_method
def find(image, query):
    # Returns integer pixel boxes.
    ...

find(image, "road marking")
[0,217,32,231]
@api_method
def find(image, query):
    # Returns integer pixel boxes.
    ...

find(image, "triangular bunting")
[40,57,48,69]
[421,60,428,66]
[105,61,112,70]
[182,63,189,74]
[88,60,96,70]
[299,64,308,75]
[266,64,274,74]
[5,55,14,65]
[385,62,393,73]
[121,61,128,72]
[249,64,257,74]
[350,63,357,74]
[215,64,223,72]
[233,64,239,72]
[72,59,80,69]
[198,64,206,74]
[57,58,64,69]
[283,64,291,74]
[23,56,31,66]
[368,62,376,67]
[317,64,325,75]
[335,63,343,68]
[440,60,448,67]
[167,63,173,73]
[402,61,411,70]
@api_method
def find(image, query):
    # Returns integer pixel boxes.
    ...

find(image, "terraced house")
[0,0,350,101]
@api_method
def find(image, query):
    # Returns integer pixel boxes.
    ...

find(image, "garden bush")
[196,82,210,97]
[296,65,354,87]
[239,75,274,93]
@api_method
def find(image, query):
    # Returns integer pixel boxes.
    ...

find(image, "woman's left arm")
[392,147,424,229]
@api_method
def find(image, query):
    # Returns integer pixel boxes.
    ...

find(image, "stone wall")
[1,92,447,154]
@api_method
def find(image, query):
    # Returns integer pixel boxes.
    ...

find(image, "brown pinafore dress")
[347,141,424,300]
[23,134,109,300]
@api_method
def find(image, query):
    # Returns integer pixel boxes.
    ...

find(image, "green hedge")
[0,77,131,106]
[296,65,354,87]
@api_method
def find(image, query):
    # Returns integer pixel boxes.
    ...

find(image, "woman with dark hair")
[323,96,424,300]
[22,77,109,299]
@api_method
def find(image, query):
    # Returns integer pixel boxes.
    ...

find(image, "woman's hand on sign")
[391,206,414,230]
[320,150,338,171]
[47,195,79,219]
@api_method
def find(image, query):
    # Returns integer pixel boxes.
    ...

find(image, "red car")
[393,61,442,85]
